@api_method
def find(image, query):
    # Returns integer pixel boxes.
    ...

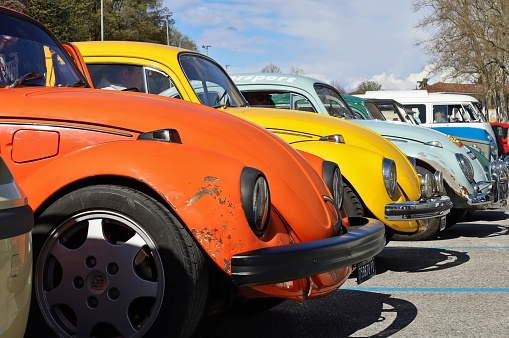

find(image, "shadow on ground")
[373,247,469,274]
[435,210,509,240]
[192,290,417,338]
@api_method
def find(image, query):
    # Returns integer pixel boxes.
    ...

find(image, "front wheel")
[391,165,442,241]
[392,217,441,241]
[27,185,208,338]
[342,182,364,217]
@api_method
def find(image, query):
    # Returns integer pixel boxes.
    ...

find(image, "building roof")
[421,82,485,95]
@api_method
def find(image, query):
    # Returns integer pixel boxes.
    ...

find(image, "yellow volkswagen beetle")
[71,41,451,241]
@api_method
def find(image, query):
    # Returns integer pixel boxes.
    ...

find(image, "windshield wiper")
[10,72,44,88]
[212,91,231,108]
[66,80,87,88]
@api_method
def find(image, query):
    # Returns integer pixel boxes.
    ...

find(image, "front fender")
[395,143,475,198]
[21,140,294,274]
[289,140,419,233]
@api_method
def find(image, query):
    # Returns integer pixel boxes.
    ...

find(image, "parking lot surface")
[193,210,509,338]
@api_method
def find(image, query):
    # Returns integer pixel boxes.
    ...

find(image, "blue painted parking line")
[434,246,509,250]
[342,287,509,293]
[387,246,509,250]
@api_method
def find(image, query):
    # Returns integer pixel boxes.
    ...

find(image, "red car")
[490,122,509,157]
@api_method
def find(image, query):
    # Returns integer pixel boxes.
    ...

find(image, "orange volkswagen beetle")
[0,7,385,338]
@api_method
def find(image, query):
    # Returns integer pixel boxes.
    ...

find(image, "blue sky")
[162,0,435,91]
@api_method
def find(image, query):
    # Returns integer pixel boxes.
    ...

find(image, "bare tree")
[413,0,509,121]
[290,66,305,75]
[260,63,281,73]
[330,80,346,94]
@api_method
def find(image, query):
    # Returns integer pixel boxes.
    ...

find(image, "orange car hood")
[3,87,336,240]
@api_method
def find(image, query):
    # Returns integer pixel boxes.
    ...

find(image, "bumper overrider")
[385,196,452,220]
[479,159,509,208]
[385,170,453,221]
[230,217,385,287]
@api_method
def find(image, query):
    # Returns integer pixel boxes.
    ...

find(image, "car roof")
[231,73,325,89]
[363,90,479,103]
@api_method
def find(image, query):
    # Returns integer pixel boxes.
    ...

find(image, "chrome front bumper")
[385,169,453,221]
[385,195,452,221]
[469,159,509,208]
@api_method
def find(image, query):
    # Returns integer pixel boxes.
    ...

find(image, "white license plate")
[356,257,376,284]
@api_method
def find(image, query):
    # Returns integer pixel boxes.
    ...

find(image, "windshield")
[313,84,357,119]
[178,54,246,108]
[0,12,85,87]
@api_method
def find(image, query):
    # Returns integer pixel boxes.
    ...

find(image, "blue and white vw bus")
[361,90,497,162]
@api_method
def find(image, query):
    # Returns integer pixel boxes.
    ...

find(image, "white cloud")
[164,0,436,91]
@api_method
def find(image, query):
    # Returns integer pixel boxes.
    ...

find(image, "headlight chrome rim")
[420,173,433,199]
[382,158,397,198]
[241,167,271,236]
[433,170,444,195]
[456,153,474,183]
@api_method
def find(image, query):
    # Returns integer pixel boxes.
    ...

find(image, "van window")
[432,103,481,123]
[402,104,426,123]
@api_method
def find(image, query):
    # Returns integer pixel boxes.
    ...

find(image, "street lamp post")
[202,45,211,56]
[165,13,173,46]
[225,64,230,72]
[100,0,104,41]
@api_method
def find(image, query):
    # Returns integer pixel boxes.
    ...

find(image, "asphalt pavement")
[193,209,509,338]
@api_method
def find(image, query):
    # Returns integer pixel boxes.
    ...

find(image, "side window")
[292,94,316,112]
[447,104,465,122]
[403,104,426,123]
[145,68,178,97]
[87,63,145,92]
[433,104,448,123]
[377,103,399,121]
[271,93,291,109]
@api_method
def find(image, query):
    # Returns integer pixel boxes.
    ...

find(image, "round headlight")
[420,173,433,199]
[382,158,397,198]
[322,161,343,209]
[241,167,270,236]
[456,153,474,183]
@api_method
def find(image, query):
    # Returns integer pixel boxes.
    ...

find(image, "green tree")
[23,0,197,51]
[0,0,28,13]
[356,80,382,93]
[417,78,429,89]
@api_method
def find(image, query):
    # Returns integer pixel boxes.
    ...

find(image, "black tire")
[392,165,441,241]
[445,208,468,227]
[26,185,208,338]
[392,217,441,241]
[343,182,364,217]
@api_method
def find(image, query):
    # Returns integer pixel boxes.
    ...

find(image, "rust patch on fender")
[190,227,221,244]
[459,185,469,197]
[187,176,222,206]
[224,258,231,273]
